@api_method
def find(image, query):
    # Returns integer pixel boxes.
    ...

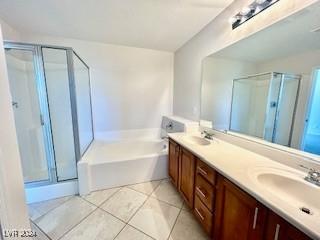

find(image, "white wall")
[173,0,317,121]
[15,34,174,134]
[0,24,30,236]
[0,18,20,41]
[201,57,257,130]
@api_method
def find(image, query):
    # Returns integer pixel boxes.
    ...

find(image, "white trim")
[25,180,78,204]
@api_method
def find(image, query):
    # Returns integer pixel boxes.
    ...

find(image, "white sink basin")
[183,136,211,146]
[250,167,320,214]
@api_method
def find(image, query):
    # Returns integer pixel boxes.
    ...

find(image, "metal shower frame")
[4,41,94,187]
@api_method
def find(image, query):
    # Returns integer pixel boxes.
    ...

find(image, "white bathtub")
[78,138,168,195]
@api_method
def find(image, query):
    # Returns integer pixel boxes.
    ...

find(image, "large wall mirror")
[200,2,320,156]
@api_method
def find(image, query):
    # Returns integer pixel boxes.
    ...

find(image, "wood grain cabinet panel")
[195,173,214,212]
[168,139,180,187]
[194,195,213,235]
[179,147,196,208]
[196,159,216,185]
[264,211,311,240]
[214,175,267,240]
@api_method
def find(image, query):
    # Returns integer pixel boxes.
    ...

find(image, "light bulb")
[240,6,254,16]
[229,16,241,24]
[255,0,269,4]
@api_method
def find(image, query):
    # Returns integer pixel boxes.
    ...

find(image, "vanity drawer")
[195,174,214,212]
[196,159,216,185]
[194,195,213,235]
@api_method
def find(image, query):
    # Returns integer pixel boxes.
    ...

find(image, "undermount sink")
[250,167,320,214]
[183,135,211,146]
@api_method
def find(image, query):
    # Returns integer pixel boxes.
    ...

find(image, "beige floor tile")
[151,180,183,208]
[129,198,180,240]
[168,210,209,240]
[127,180,162,195]
[83,187,121,206]
[182,201,191,211]
[31,222,50,240]
[35,197,96,240]
[60,209,125,240]
[101,187,147,222]
[28,196,71,220]
[28,206,42,221]
[115,225,153,240]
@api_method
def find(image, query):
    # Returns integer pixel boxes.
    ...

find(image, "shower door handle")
[40,114,45,126]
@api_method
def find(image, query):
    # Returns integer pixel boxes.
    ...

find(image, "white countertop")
[168,132,320,240]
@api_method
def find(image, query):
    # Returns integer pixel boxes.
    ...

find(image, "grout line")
[97,206,127,224]
[126,224,157,240]
[31,195,74,222]
[56,207,99,240]
[81,186,123,208]
[166,207,183,240]
[111,222,127,240]
[148,195,183,209]
[125,192,149,224]
[30,220,53,240]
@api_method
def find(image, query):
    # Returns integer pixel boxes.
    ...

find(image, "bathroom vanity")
[168,135,317,240]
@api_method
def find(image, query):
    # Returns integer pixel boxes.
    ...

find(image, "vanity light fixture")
[230,0,279,30]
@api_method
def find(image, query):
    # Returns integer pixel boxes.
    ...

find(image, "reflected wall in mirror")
[200,1,320,156]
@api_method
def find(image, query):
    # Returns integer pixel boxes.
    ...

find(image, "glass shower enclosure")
[4,42,94,186]
[229,72,301,147]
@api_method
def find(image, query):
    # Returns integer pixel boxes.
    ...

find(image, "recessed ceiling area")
[0,0,233,51]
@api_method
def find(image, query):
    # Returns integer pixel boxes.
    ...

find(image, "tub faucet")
[202,130,214,140]
[304,168,320,187]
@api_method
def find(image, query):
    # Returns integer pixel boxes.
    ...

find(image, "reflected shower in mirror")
[200,1,320,156]
[230,72,300,147]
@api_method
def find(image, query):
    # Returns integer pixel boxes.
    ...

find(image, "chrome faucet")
[202,130,214,140]
[304,168,320,187]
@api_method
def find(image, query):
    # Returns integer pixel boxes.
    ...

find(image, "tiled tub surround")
[29,179,209,240]
[168,132,320,239]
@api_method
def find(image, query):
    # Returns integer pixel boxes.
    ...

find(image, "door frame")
[300,66,320,151]
[4,42,57,186]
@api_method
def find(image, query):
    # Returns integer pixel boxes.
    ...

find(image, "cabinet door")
[214,175,267,240]
[179,147,196,208]
[264,211,311,240]
[168,139,180,187]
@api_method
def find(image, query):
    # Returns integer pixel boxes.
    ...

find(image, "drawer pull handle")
[252,207,258,229]
[195,208,205,221]
[198,166,208,176]
[196,186,207,198]
[274,224,280,240]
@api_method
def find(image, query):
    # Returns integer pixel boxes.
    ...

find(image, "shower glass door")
[42,47,77,181]
[5,46,53,184]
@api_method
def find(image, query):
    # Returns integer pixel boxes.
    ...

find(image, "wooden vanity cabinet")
[179,147,196,208]
[168,139,180,187]
[168,138,313,240]
[264,211,311,240]
[214,175,268,240]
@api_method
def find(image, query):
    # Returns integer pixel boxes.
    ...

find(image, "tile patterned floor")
[29,179,209,240]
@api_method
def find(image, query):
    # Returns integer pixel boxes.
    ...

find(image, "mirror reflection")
[200,5,320,155]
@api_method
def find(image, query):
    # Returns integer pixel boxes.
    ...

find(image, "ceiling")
[211,1,320,62]
[0,0,233,52]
